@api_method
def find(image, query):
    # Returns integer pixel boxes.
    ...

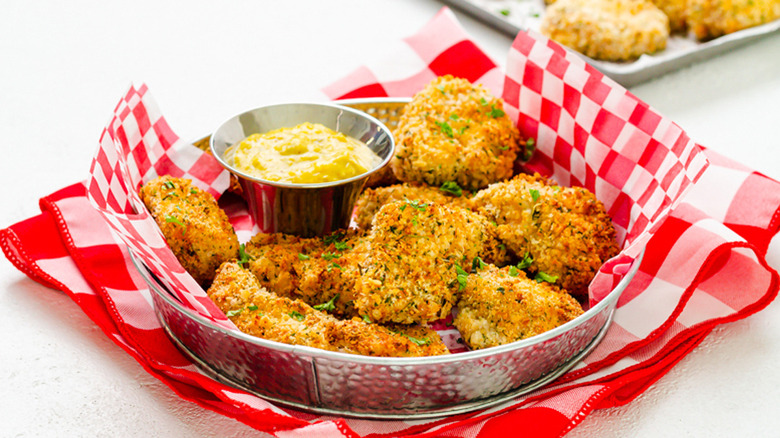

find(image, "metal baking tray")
[139,98,644,419]
[441,0,780,87]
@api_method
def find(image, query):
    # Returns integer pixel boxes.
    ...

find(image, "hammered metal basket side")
[148,273,320,406]
[311,305,610,415]
[133,247,640,418]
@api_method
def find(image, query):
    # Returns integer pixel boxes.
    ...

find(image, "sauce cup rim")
[209,101,395,190]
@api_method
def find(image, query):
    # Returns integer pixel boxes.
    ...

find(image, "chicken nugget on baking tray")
[540,0,669,62]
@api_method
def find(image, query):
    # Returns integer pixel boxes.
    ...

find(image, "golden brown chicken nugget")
[651,0,689,32]
[391,75,521,191]
[354,200,508,325]
[244,229,368,318]
[471,173,619,297]
[454,265,584,350]
[207,261,449,357]
[686,0,780,40]
[541,0,669,62]
[139,175,239,285]
[353,182,472,230]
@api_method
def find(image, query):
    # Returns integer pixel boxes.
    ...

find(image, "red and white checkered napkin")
[2,7,779,438]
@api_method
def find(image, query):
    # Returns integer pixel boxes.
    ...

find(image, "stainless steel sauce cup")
[210,102,395,237]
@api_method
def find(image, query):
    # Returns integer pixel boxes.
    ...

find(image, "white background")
[1,1,779,436]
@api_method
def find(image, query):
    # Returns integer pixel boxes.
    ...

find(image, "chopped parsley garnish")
[437,85,447,94]
[313,294,339,312]
[455,264,469,291]
[435,120,454,138]
[517,252,534,270]
[488,105,505,118]
[326,261,342,272]
[163,181,175,189]
[403,199,428,211]
[361,314,371,324]
[226,309,242,317]
[237,243,254,268]
[523,137,536,161]
[535,272,559,284]
[321,252,340,261]
[333,241,351,251]
[298,253,310,261]
[530,189,540,202]
[402,334,431,346]
[289,311,305,321]
[449,114,460,121]
[499,8,510,16]
[508,265,520,277]
[439,181,463,197]
[480,97,489,106]
[189,187,198,195]
[472,256,487,271]
[323,232,344,245]
[248,304,259,311]
[165,215,186,227]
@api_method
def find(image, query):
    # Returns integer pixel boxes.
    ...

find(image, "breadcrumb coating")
[541,0,669,62]
[353,182,472,230]
[354,200,508,325]
[471,173,619,297]
[454,265,584,350]
[207,261,449,357]
[244,229,369,318]
[651,0,690,32]
[139,176,239,286]
[686,0,780,40]
[390,75,521,191]
[363,163,399,188]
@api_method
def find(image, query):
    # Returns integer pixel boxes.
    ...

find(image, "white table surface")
[1,1,779,436]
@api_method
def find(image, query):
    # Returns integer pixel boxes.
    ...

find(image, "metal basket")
[140,98,642,419]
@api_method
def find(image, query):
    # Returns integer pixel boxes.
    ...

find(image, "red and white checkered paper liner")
[2,7,779,438]
[85,84,235,328]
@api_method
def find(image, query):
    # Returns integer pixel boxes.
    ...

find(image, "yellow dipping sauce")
[226,122,382,184]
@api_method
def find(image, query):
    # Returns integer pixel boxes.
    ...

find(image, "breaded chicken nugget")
[471,173,619,297]
[454,265,584,350]
[354,200,508,325]
[207,261,449,357]
[541,0,669,61]
[651,0,689,32]
[353,182,472,230]
[363,163,399,188]
[244,229,369,318]
[139,176,239,285]
[686,0,780,40]
[390,76,521,191]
